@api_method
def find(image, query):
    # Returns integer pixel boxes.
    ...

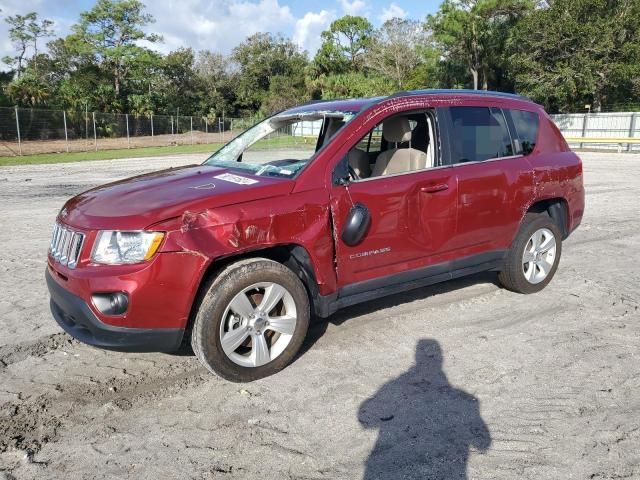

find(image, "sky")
[0,0,441,68]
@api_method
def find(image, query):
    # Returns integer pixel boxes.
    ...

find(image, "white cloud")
[1,0,410,69]
[339,0,367,16]
[379,2,408,23]
[0,0,301,64]
[142,0,296,55]
[294,10,335,54]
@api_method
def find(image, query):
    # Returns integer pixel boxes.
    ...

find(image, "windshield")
[203,110,356,178]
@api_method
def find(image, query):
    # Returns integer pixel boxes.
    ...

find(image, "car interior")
[339,111,437,180]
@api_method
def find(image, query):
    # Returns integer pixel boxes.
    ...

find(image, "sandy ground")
[0,152,639,479]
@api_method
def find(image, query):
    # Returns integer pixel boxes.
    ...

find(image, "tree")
[6,72,50,105]
[68,0,161,103]
[4,0,638,117]
[0,71,12,106]
[3,13,35,77]
[2,11,54,80]
[232,33,308,114]
[28,16,54,75]
[37,37,108,110]
[262,75,305,114]
[195,50,237,116]
[427,0,532,90]
[367,18,426,89]
[156,48,200,115]
[314,15,374,74]
[308,72,394,99]
[508,0,640,112]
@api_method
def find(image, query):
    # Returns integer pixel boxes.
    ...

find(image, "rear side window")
[449,107,513,163]
[508,109,539,155]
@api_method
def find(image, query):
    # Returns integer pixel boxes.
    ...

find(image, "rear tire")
[191,258,310,382]
[498,213,562,294]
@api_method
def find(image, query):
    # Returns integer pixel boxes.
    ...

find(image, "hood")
[60,165,295,230]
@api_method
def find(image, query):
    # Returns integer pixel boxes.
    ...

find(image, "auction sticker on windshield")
[214,173,259,185]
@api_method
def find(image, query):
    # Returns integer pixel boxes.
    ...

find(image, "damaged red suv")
[46,90,584,381]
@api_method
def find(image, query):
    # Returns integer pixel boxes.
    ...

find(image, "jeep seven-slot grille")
[50,223,85,269]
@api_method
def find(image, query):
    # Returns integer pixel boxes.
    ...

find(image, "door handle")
[420,183,449,194]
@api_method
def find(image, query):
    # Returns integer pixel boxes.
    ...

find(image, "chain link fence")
[0,107,255,156]
[2,107,640,157]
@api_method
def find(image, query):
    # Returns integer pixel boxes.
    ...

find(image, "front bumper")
[46,269,184,352]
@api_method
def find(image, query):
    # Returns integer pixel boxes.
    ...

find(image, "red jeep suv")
[46,90,584,381]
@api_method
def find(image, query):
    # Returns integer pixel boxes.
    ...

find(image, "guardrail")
[552,112,640,152]
[564,136,640,152]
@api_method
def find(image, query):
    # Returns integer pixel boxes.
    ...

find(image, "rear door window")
[449,107,513,163]
[508,109,540,155]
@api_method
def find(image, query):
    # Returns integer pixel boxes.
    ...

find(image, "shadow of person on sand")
[358,339,491,480]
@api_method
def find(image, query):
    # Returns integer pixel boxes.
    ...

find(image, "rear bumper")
[46,269,184,352]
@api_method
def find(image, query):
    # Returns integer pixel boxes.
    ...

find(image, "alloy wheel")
[219,282,297,367]
[522,227,557,284]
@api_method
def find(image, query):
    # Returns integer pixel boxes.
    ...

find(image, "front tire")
[498,213,562,294]
[191,258,310,382]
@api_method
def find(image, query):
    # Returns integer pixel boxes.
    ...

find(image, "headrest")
[382,117,412,143]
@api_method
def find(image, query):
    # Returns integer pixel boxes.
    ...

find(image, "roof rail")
[387,89,531,101]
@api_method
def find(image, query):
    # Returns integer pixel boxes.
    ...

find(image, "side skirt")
[313,250,506,318]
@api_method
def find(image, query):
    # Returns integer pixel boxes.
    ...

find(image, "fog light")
[92,292,129,315]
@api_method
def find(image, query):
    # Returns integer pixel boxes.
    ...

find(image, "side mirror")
[332,155,350,186]
[341,203,371,246]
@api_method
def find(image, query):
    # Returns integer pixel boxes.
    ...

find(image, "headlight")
[91,231,164,265]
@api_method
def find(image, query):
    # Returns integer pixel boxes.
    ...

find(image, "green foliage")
[508,0,640,112]
[367,19,426,89]
[406,44,456,90]
[314,15,374,75]
[428,0,533,90]
[195,50,237,116]
[155,48,199,114]
[0,71,13,106]
[1,2,639,115]
[232,33,308,115]
[310,72,394,99]
[262,75,305,115]
[67,0,161,104]
[3,11,53,77]
[6,72,50,105]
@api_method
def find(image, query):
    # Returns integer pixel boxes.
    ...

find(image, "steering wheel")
[348,164,359,181]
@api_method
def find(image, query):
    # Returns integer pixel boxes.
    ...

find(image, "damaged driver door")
[329,109,457,290]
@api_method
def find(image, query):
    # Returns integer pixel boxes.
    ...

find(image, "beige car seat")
[323,117,372,178]
[372,117,427,177]
[347,148,371,178]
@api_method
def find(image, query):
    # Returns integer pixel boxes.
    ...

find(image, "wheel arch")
[526,197,570,239]
[184,244,322,338]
